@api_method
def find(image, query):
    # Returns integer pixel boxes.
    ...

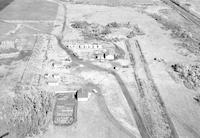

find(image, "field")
[73,0,155,6]
[0,0,58,20]
[1,0,200,138]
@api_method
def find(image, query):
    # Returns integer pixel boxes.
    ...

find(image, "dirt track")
[125,39,179,138]
[57,36,151,137]
[55,1,155,137]
[161,0,200,27]
[51,2,141,137]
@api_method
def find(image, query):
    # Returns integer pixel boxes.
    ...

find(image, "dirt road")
[161,0,200,27]
[58,37,150,138]
[52,0,152,137]
[125,39,179,138]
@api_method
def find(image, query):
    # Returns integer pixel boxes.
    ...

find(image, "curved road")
[125,39,179,138]
[57,38,151,138]
[53,1,150,137]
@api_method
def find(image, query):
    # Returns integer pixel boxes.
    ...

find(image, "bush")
[0,90,54,138]
[71,21,89,29]
[106,22,120,28]
[100,27,111,35]
[171,63,200,89]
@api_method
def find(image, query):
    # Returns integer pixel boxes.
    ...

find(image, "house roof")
[78,89,88,98]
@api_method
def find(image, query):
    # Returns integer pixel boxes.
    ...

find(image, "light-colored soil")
[141,6,200,137]
[133,16,200,138]
[175,0,200,16]
[35,94,132,138]
[79,70,141,137]
[64,2,200,137]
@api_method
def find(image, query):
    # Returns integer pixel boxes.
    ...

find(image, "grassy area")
[73,0,154,6]
[0,22,15,36]
[0,91,54,138]
[0,0,14,11]
[0,0,58,20]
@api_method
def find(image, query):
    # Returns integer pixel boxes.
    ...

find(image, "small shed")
[77,89,90,102]
[106,54,114,60]
[47,79,59,86]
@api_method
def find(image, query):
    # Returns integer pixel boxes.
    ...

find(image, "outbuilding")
[77,88,91,102]
[106,54,115,60]
[47,80,59,86]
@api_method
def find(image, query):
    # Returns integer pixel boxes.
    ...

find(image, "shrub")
[0,90,54,138]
